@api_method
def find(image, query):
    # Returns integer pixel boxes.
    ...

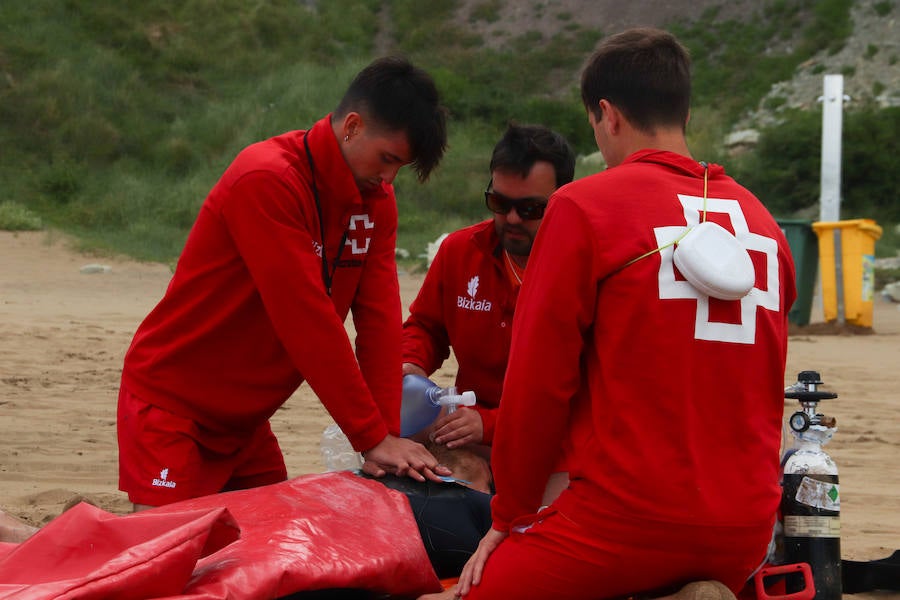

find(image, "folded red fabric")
[0,502,238,598]
[0,472,441,599]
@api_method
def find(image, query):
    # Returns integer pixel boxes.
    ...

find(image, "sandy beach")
[1,230,897,596]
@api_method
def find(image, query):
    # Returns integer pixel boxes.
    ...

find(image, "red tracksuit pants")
[463,507,772,600]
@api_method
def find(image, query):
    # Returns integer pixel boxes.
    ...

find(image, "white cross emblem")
[655,194,779,344]
[346,214,374,255]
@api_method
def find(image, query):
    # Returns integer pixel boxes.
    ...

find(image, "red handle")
[754,562,815,600]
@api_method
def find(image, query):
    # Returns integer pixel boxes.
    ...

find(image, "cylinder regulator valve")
[781,370,841,600]
[785,370,838,433]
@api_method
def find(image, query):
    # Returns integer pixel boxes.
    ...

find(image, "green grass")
[1,0,896,265]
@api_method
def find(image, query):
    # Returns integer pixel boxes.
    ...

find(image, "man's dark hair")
[335,56,448,182]
[580,28,691,134]
[489,123,576,189]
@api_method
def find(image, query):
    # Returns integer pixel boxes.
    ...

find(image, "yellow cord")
[700,161,709,223]
[613,162,710,273]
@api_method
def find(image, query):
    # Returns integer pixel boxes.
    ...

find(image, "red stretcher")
[0,472,442,599]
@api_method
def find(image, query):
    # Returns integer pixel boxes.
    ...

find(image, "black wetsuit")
[368,473,493,579]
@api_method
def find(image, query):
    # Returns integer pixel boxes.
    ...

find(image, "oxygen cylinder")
[400,374,476,437]
[781,370,841,600]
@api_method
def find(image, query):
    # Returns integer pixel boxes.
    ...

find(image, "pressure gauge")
[789,411,811,433]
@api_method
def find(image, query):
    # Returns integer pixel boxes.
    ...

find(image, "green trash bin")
[777,219,819,326]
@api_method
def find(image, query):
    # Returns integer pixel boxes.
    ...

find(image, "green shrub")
[469,0,502,23]
[731,106,900,223]
[841,107,900,222]
[764,96,788,110]
[806,0,854,56]
[0,202,43,231]
[686,105,730,165]
[38,160,85,205]
[873,1,893,17]
[875,222,899,261]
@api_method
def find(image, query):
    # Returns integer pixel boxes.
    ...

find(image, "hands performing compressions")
[361,434,452,482]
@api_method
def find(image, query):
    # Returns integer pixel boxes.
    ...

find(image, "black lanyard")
[304,134,349,297]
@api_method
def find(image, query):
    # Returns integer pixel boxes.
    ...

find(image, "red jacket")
[490,150,797,533]
[122,116,402,452]
[402,221,517,443]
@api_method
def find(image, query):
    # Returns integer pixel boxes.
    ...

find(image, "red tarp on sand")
[0,472,442,599]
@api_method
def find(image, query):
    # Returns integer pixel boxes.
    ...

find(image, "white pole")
[819,75,847,323]
[819,75,844,223]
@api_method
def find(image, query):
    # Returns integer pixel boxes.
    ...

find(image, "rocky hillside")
[454,0,761,42]
[445,0,900,261]
[737,0,899,130]
[452,0,898,131]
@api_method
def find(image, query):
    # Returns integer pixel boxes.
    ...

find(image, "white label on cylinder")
[784,515,841,538]
[795,476,840,510]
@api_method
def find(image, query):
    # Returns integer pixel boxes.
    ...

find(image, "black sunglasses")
[484,179,548,221]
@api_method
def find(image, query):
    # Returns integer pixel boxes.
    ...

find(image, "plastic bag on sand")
[0,472,441,599]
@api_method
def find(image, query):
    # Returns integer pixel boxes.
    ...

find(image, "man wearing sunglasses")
[401,123,575,453]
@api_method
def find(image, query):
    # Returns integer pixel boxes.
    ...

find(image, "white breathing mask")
[608,162,756,301]
[672,220,755,300]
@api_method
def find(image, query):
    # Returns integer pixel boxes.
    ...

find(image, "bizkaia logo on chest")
[457,275,493,312]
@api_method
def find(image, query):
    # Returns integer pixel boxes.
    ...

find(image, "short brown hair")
[580,28,691,134]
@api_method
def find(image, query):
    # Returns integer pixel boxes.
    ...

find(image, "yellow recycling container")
[811,219,882,327]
